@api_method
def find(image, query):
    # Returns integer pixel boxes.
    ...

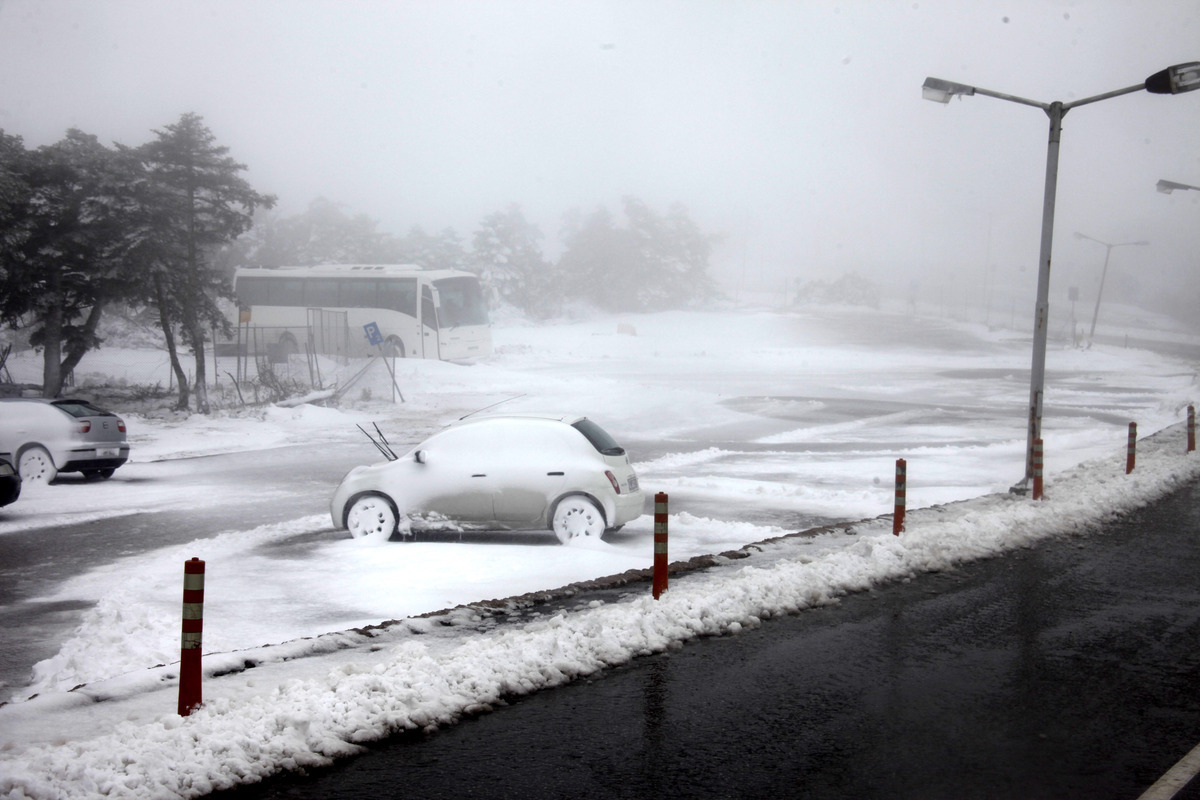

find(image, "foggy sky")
[1,0,1198,309]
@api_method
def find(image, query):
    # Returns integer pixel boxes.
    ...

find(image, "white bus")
[233,264,492,361]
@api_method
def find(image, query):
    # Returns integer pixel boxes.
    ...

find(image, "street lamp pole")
[1073,233,1150,341]
[922,62,1200,492]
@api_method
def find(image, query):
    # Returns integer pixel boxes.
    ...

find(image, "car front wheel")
[346,493,399,541]
[552,496,605,544]
[18,446,57,485]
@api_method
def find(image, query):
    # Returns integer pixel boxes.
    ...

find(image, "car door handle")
[471,474,486,478]
[547,471,564,476]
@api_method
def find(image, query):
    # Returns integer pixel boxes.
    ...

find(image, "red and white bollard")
[1032,438,1044,500]
[178,557,205,716]
[1126,422,1137,475]
[892,458,906,536]
[1188,405,1195,453]
[653,493,668,599]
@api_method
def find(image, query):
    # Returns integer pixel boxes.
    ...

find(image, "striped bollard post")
[178,557,205,717]
[1188,405,1195,453]
[1126,422,1137,474]
[892,458,906,536]
[653,492,668,599]
[1032,438,1044,500]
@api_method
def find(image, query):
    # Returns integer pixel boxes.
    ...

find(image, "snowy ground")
[1,304,1198,799]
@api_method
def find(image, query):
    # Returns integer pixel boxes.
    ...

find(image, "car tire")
[346,493,399,542]
[551,495,605,544]
[17,446,57,485]
[383,336,405,358]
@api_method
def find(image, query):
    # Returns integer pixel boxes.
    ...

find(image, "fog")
[1,0,1198,320]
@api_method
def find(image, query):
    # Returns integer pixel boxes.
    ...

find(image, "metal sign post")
[363,322,404,403]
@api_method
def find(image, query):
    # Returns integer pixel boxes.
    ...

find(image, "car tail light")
[78,421,91,434]
[117,419,126,433]
[605,470,622,494]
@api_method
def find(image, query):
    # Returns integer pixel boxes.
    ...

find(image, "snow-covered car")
[0,398,130,483]
[0,454,19,507]
[331,414,644,543]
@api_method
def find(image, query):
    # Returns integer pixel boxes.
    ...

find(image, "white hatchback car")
[331,414,644,543]
[0,397,130,483]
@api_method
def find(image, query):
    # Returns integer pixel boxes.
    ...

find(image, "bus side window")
[274,279,305,306]
[421,287,438,330]
[236,277,267,306]
[304,278,340,308]
[381,278,417,318]
[341,279,379,308]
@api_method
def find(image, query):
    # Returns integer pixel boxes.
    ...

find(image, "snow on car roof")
[449,413,585,428]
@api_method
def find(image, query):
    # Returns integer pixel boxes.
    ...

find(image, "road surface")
[219,476,1200,799]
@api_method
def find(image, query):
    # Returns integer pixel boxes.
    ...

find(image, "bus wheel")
[383,336,405,358]
[278,333,299,356]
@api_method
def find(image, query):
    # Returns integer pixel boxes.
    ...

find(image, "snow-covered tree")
[0,129,150,396]
[221,197,400,269]
[557,198,717,312]
[472,204,554,316]
[137,113,275,412]
[397,225,466,272]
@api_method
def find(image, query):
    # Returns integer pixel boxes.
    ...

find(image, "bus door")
[420,285,440,360]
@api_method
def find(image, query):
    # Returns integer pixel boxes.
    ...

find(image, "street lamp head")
[1074,232,1150,248]
[1157,179,1200,193]
[1145,62,1200,94]
[922,77,975,104]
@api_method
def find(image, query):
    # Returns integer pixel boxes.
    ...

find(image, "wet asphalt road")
[220,477,1200,800]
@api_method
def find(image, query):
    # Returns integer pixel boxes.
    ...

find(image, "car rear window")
[50,400,114,418]
[571,419,625,456]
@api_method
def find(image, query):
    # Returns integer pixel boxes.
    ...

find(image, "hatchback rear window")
[50,400,114,418]
[571,419,625,456]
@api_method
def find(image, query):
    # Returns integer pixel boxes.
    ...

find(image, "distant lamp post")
[1073,233,1149,342]
[1157,178,1200,194]
[922,62,1200,492]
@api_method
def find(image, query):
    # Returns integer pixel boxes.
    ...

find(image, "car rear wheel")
[346,493,399,541]
[552,496,605,544]
[18,446,57,485]
[383,336,405,358]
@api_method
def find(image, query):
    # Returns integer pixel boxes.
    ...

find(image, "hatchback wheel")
[346,494,399,541]
[18,446,57,485]
[552,496,605,544]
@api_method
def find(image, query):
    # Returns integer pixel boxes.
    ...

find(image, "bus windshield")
[435,277,489,327]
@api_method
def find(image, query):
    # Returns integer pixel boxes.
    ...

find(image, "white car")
[0,397,130,483]
[331,414,644,543]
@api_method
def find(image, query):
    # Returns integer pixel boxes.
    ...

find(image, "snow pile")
[1,424,1197,799]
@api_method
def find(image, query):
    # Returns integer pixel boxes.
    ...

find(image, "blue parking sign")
[363,322,383,346]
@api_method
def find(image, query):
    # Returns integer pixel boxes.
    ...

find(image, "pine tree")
[0,129,149,396]
[138,113,275,412]
[399,225,467,271]
[472,204,553,316]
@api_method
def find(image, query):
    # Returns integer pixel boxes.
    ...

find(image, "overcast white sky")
[1,0,1198,306]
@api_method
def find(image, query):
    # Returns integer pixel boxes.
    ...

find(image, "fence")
[1,310,366,397]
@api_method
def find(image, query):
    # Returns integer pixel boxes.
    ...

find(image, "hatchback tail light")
[605,470,622,494]
[78,421,91,434]
[117,419,126,433]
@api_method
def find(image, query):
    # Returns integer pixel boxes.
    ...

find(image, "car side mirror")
[414,450,428,464]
